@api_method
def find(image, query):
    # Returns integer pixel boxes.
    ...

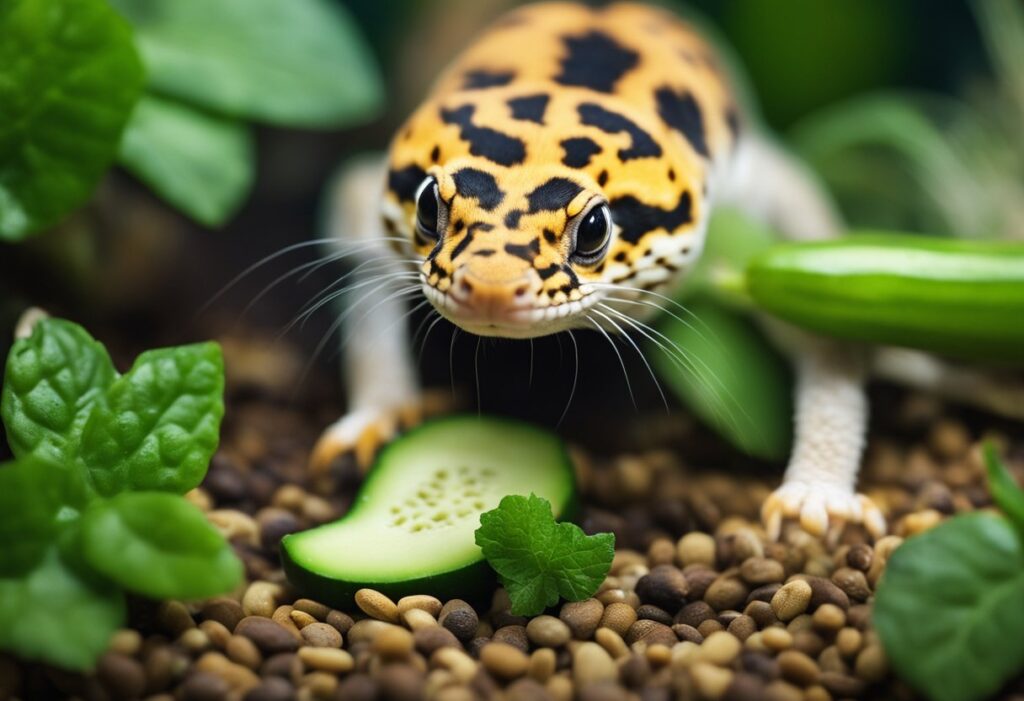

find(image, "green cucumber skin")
[747,235,1024,363]
[281,415,577,608]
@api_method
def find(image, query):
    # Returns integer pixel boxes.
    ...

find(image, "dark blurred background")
[0,0,996,454]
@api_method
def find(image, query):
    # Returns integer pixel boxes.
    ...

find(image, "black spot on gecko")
[655,87,709,158]
[542,228,558,245]
[430,145,441,163]
[613,251,627,262]
[556,31,639,93]
[475,249,496,257]
[453,219,465,233]
[441,105,526,166]
[507,94,550,124]
[505,210,524,229]
[387,165,428,202]
[536,263,560,280]
[462,69,516,89]
[505,239,541,262]
[597,170,609,187]
[561,137,602,168]
[527,178,584,212]
[452,168,505,210]
[449,222,494,261]
[579,103,662,161]
[609,190,693,244]
[667,167,676,182]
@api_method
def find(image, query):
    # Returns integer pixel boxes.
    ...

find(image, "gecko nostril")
[513,285,528,297]
[460,279,473,295]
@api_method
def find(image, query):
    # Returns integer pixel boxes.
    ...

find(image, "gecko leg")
[761,336,886,539]
[309,156,440,478]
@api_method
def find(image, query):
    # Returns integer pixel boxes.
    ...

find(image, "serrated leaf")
[118,95,254,227]
[0,545,125,671]
[475,494,614,616]
[875,513,1024,701]
[110,0,382,127]
[79,491,242,600]
[651,297,792,461]
[80,343,224,495]
[0,0,144,240]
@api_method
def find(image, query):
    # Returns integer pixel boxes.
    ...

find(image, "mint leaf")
[80,343,224,495]
[0,457,68,575]
[0,0,144,240]
[875,512,1024,701]
[475,494,614,616]
[0,545,125,671]
[118,95,255,227]
[984,443,1024,532]
[79,491,242,600]
[2,318,116,460]
[110,0,382,127]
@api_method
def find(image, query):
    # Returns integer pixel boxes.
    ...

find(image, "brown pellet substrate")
[4,380,1024,701]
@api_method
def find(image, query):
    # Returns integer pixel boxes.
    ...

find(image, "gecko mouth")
[422,285,599,339]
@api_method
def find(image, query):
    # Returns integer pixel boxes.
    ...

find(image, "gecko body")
[314,2,886,538]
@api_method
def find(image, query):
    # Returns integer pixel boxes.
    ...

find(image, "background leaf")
[651,298,792,461]
[110,0,383,127]
[79,491,242,600]
[984,444,1024,532]
[0,458,67,576]
[80,343,224,495]
[118,95,254,227]
[875,513,1024,701]
[0,0,143,240]
[0,546,124,671]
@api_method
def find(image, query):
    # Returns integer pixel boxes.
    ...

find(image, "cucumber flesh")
[282,416,575,605]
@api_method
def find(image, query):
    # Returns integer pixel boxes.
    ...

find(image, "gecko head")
[394,160,625,338]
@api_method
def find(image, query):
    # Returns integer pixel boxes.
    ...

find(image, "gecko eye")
[571,203,612,264]
[414,177,441,242]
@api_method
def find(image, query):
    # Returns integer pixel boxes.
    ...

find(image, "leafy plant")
[0,317,239,670]
[874,445,1024,701]
[0,0,383,240]
[475,494,615,616]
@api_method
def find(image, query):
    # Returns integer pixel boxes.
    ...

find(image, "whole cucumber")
[746,235,1024,364]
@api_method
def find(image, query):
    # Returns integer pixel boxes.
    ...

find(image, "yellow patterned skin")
[383,2,740,338]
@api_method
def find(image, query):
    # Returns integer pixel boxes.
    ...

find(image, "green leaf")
[984,443,1024,532]
[1,318,113,506]
[110,0,383,127]
[0,457,69,575]
[875,513,1024,701]
[475,494,615,616]
[651,297,792,461]
[117,95,255,227]
[79,343,225,495]
[0,0,144,240]
[0,545,125,671]
[79,491,242,600]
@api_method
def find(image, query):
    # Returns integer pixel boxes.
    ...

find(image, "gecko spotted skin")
[382,2,736,338]
[314,2,887,539]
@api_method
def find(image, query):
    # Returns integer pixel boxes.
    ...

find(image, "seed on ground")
[690,661,733,700]
[761,627,793,652]
[397,594,443,617]
[594,627,629,660]
[812,604,846,632]
[292,598,331,621]
[528,648,557,682]
[439,599,479,642]
[560,598,605,639]
[354,588,400,622]
[678,532,717,567]
[289,609,317,629]
[777,650,820,686]
[836,627,863,658]
[598,602,635,637]
[225,634,262,670]
[771,580,812,621]
[372,625,415,659]
[573,642,617,686]
[242,581,281,618]
[855,645,889,683]
[402,607,438,631]
[300,621,342,648]
[297,646,354,674]
[480,642,529,680]
[235,617,300,654]
[526,615,571,647]
[696,631,741,666]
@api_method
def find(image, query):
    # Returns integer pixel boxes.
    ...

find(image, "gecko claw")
[762,480,886,540]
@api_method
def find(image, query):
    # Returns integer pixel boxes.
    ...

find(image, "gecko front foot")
[309,390,456,478]
[762,480,886,540]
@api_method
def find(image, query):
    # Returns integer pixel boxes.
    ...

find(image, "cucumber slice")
[282,416,575,606]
